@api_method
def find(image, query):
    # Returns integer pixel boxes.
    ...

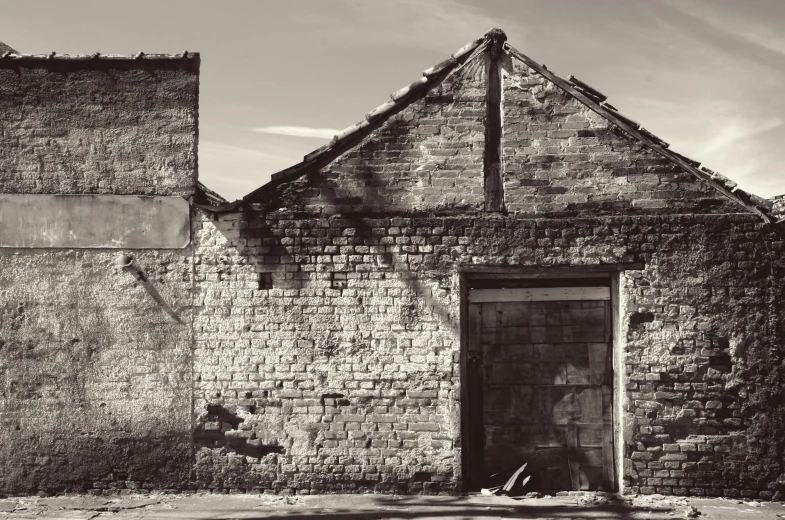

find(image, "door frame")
[458,264,638,493]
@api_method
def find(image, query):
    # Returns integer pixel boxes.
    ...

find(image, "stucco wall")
[0,250,194,494]
[0,58,198,197]
[0,57,198,495]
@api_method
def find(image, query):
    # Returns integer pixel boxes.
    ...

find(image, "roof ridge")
[502,42,775,224]
[195,180,229,206]
[243,30,499,202]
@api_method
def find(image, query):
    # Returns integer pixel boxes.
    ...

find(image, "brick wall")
[191,208,785,497]
[0,57,199,495]
[263,55,487,214]
[189,46,785,497]
[501,58,736,215]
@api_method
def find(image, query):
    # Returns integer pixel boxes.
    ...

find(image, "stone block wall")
[0,56,199,495]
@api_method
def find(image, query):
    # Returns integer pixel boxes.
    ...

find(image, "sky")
[3,0,785,201]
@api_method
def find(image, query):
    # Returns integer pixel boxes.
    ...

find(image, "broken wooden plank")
[502,462,529,493]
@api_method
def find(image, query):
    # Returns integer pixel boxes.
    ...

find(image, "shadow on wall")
[194,404,284,458]
[230,163,460,335]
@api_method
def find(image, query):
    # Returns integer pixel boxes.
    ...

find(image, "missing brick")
[258,273,273,290]
[331,272,348,289]
[630,311,655,329]
[320,392,345,405]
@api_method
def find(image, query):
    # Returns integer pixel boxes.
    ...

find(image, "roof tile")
[568,75,608,102]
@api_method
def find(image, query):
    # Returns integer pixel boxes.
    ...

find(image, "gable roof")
[242,31,492,203]
[238,28,775,223]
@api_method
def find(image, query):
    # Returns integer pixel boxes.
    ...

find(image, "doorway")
[462,275,616,492]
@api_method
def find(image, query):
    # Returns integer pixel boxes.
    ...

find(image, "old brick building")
[2,29,785,498]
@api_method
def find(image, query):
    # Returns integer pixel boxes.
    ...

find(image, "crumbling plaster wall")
[190,49,785,497]
[2,46,784,500]
[0,58,199,495]
[193,209,785,498]
[0,60,198,196]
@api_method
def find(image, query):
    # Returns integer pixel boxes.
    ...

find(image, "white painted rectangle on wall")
[0,194,191,249]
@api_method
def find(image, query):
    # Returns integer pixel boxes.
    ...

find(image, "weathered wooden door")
[465,287,614,491]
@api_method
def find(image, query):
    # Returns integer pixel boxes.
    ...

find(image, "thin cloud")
[659,0,785,57]
[695,118,782,157]
[299,0,527,52]
[252,126,341,139]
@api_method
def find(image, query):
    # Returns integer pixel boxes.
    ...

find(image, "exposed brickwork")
[501,58,736,216]
[191,209,785,497]
[263,55,487,214]
[0,60,198,197]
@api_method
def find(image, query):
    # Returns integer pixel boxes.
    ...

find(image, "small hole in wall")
[331,272,348,289]
[245,392,253,398]
[214,392,221,398]
[258,273,273,290]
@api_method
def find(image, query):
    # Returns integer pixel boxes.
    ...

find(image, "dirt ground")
[0,492,784,520]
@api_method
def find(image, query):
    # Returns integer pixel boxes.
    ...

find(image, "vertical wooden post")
[602,299,617,491]
[484,28,506,212]
[465,303,484,489]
